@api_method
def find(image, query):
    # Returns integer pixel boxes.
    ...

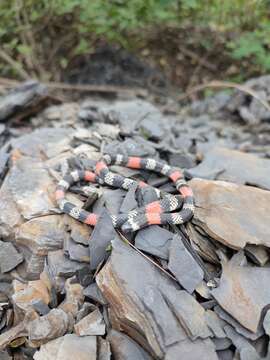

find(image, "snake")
[55,154,195,232]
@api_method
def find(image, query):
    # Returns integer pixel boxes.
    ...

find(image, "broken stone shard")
[168,234,204,293]
[33,333,97,360]
[27,308,70,342]
[212,253,270,333]
[108,329,152,360]
[135,225,173,260]
[88,208,119,270]
[0,240,23,273]
[74,309,105,336]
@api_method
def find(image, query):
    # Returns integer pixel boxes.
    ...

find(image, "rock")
[98,337,111,360]
[212,338,232,351]
[31,299,50,315]
[212,253,270,333]
[191,179,270,249]
[16,215,66,256]
[244,245,269,266]
[168,234,204,293]
[83,283,107,305]
[119,184,138,214]
[33,333,97,360]
[64,238,90,263]
[139,116,167,141]
[12,279,50,312]
[134,225,173,260]
[108,329,152,359]
[59,279,84,317]
[189,147,270,190]
[224,325,260,360]
[164,338,218,360]
[162,288,212,340]
[2,157,55,220]
[214,306,263,341]
[204,310,226,338]
[186,224,220,264]
[11,128,71,159]
[47,250,87,278]
[104,137,156,158]
[0,81,48,122]
[96,238,212,358]
[74,309,105,336]
[88,208,120,270]
[217,349,234,360]
[168,152,195,169]
[0,241,23,273]
[69,221,91,246]
[27,309,70,343]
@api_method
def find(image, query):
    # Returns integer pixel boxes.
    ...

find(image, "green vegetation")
[0,0,269,81]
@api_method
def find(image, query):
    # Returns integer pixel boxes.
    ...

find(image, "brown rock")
[212,253,270,333]
[74,309,105,336]
[16,215,66,257]
[191,179,270,249]
[12,279,50,312]
[33,333,97,360]
[27,309,70,343]
[59,279,84,317]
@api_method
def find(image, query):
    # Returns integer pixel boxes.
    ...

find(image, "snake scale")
[55,154,195,232]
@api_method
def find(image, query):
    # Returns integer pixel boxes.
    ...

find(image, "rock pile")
[0,78,269,359]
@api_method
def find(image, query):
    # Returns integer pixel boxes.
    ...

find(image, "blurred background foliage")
[0,0,269,85]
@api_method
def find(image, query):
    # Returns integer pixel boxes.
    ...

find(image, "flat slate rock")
[135,225,174,260]
[168,234,204,293]
[212,253,270,333]
[188,147,270,190]
[108,330,152,360]
[96,238,212,359]
[47,250,87,278]
[0,81,48,122]
[165,338,218,360]
[0,240,23,273]
[33,333,97,360]
[0,157,55,220]
[83,283,107,305]
[27,308,70,342]
[214,306,263,341]
[11,127,71,159]
[64,237,90,263]
[88,208,120,270]
[190,179,270,249]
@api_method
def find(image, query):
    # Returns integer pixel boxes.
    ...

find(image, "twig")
[45,81,148,96]
[179,46,217,72]
[178,80,270,113]
[117,230,177,282]
[0,50,29,80]
[0,77,147,96]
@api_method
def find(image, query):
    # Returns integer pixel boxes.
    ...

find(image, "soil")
[63,27,259,97]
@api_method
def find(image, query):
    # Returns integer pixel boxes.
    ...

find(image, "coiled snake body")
[55,154,195,232]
